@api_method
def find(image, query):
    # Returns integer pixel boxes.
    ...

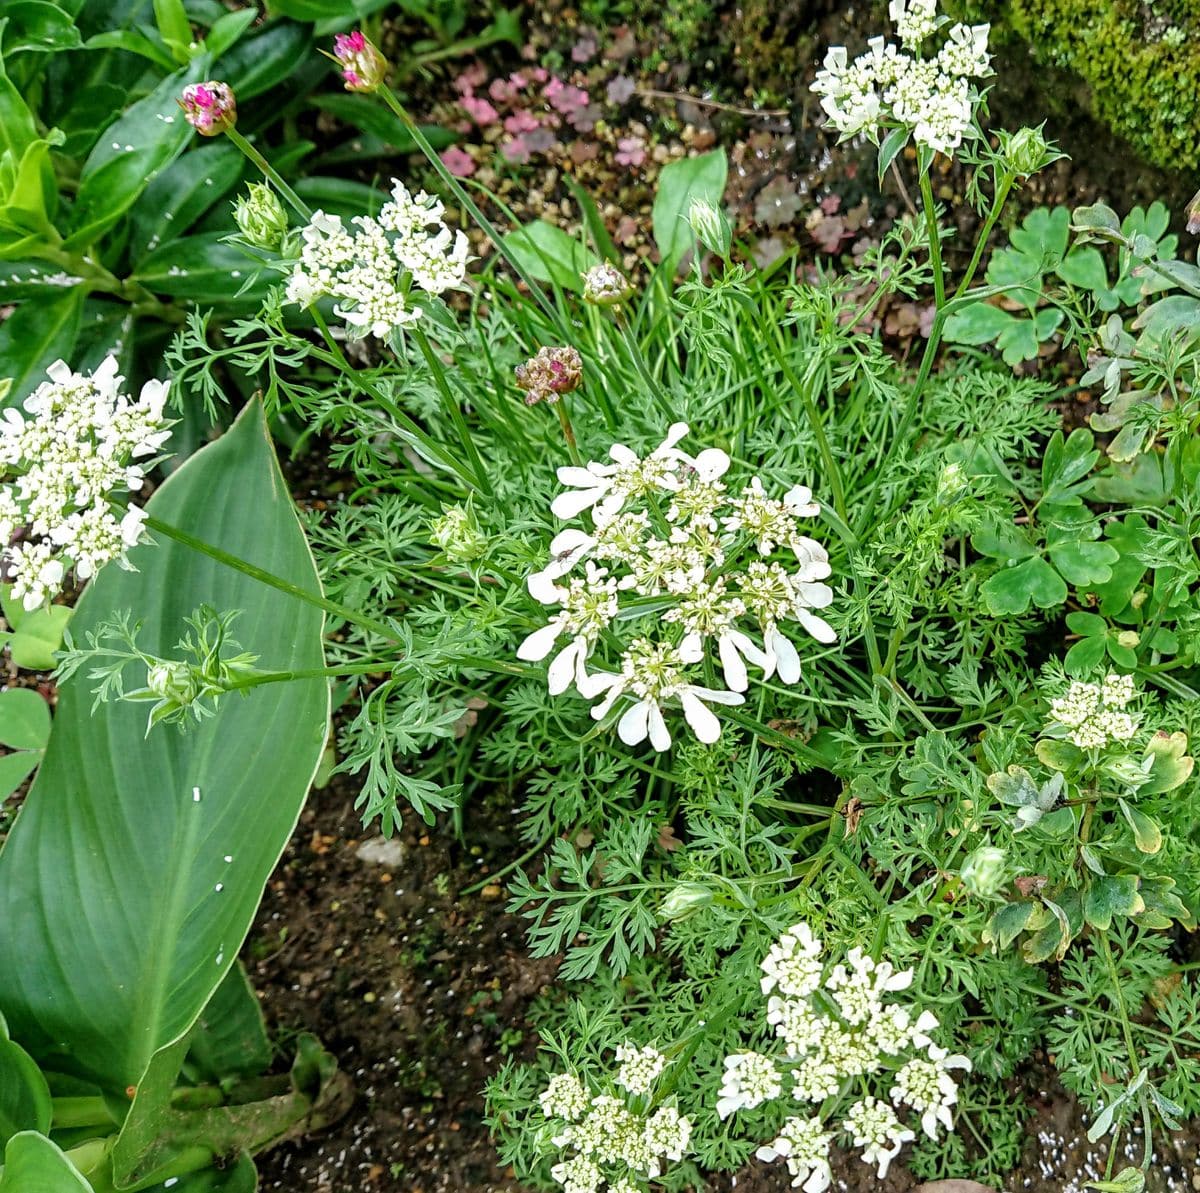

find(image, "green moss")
[989,0,1200,170]
[726,0,819,102]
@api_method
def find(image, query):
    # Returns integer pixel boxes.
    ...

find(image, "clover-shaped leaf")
[1140,731,1194,795]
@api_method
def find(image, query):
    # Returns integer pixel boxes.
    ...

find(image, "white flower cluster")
[1049,673,1139,749]
[719,922,971,1190]
[0,358,171,610]
[538,1045,692,1193]
[810,0,992,155]
[284,179,470,338]
[519,423,836,751]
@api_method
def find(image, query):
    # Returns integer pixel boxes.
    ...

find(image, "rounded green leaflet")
[0,400,329,1093]
[0,1131,91,1192]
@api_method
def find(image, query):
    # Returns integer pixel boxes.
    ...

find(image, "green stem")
[953,170,1015,302]
[412,322,493,494]
[307,309,476,488]
[617,315,675,421]
[224,126,312,222]
[143,513,398,641]
[376,87,559,324]
[555,397,582,466]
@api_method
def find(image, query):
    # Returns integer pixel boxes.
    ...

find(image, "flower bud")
[178,81,237,136]
[147,661,199,707]
[960,845,1006,899]
[430,503,487,563]
[935,461,966,502]
[329,30,388,93]
[657,882,713,922]
[687,197,732,258]
[233,183,289,250]
[1187,188,1200,237]
[1004,125,1049,178]
[582,262,633,307]
[1116,629,1140,649]
[515,346,583,406]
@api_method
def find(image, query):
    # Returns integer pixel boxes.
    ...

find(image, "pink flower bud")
[514,346,584,405]
[329,30,387,93]
[1187,188,1200,237]
[178,81,237,136]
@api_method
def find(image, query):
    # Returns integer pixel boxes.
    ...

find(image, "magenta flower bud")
[178,81,237,136]
[329,30,387,93]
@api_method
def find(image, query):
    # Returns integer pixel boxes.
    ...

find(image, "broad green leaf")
[1118,798,1162,854]
[0,688,50,750]
[65,61,205,250]
[141,1154,257,1192]
[651,148,727,274]
[308,94,434,150]
[0,261,91,304]
[1009,205,1070,262]
[1023,896,1070,963]
[3,3,81,54]
[0,1013,52,1144]
[0,287,85,405]
[0,38,39,162]
[293,176,390,219]
[1055,246,1109,295]
[0,752,39,801]
[970,520,1037,562]
[981,555,1066,615]
[503,220,597,292]
[876,126,909,184]
[0,1131,91,1192]
[1083,874,1143,930]
[129,141,244,262]
[220,20,312,100]
[1064,633,1107,676]
[982,900,1034,949]
[183,963,270,1084]
[1140,731,1194,795]
[83,28,177,72]
[1048,540,1118,586]
[152,0,191,52]
[1035,738,1082,772]
[1133,294,1200,341]
[0,588,72,669]
[267,0,389,20]
[203,9,258,60]
[0,401,329,1092]
[131,234,273,308]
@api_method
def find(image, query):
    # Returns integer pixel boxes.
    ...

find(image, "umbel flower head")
[538,1044,692,1190]
[0,358,172,610]
[724,922,972,1187]
[327,30,388,93]
[515,346,583,406]
[810,0,992,155]
[284,179,470,338]
[178,81,237,136]
[519,424,836,751]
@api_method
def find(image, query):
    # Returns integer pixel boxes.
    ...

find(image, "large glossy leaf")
[65,61,207,250]
[183,964,270,1084]
[0,286,86,405]
[0,1012,52,1146]
[650,148,727,275]
[0,1132,91,1192]
[0,401,328,1093]
[130,234,274,308]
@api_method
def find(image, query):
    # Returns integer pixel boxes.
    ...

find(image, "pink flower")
[504,110,540,134]
[178,81,237,136]
[440,147,476,177]
[454,62,487,93]
[615,137,645,167]
[502,136,531,164]
[329,30,387,93]
[489,78,516,103]
[461,95,499,126]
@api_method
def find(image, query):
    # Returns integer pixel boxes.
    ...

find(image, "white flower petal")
[618,699,651,745]
[517,621,563,662]
[680,690,722,744]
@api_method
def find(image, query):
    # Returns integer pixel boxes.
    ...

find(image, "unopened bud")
[1005,125,1049,178]
[147,661,199,707]
[515,346,583,406]
[430,503,486,563]
[329,30,387,93]
[658,882,713,922]
[1116,630,1140,649]
[582,262,633,307]
[687,197,732,258]
[936,461,966,501]
[178,81,237,136]
[1187,188,1200,236]
[233,183,289,250]
[960,845,1006,899]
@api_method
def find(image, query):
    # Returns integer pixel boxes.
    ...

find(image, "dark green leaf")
[3,3,82,54]
[0,287,85,405]
[131,233,274,307]
[0,688,50,751]
[981,556,1066,615]
[0,1014,52,1145]
[0,1131,91,1191]
[1083,874,1143,930]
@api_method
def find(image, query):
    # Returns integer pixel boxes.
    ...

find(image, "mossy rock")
[973,0,1200,171]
